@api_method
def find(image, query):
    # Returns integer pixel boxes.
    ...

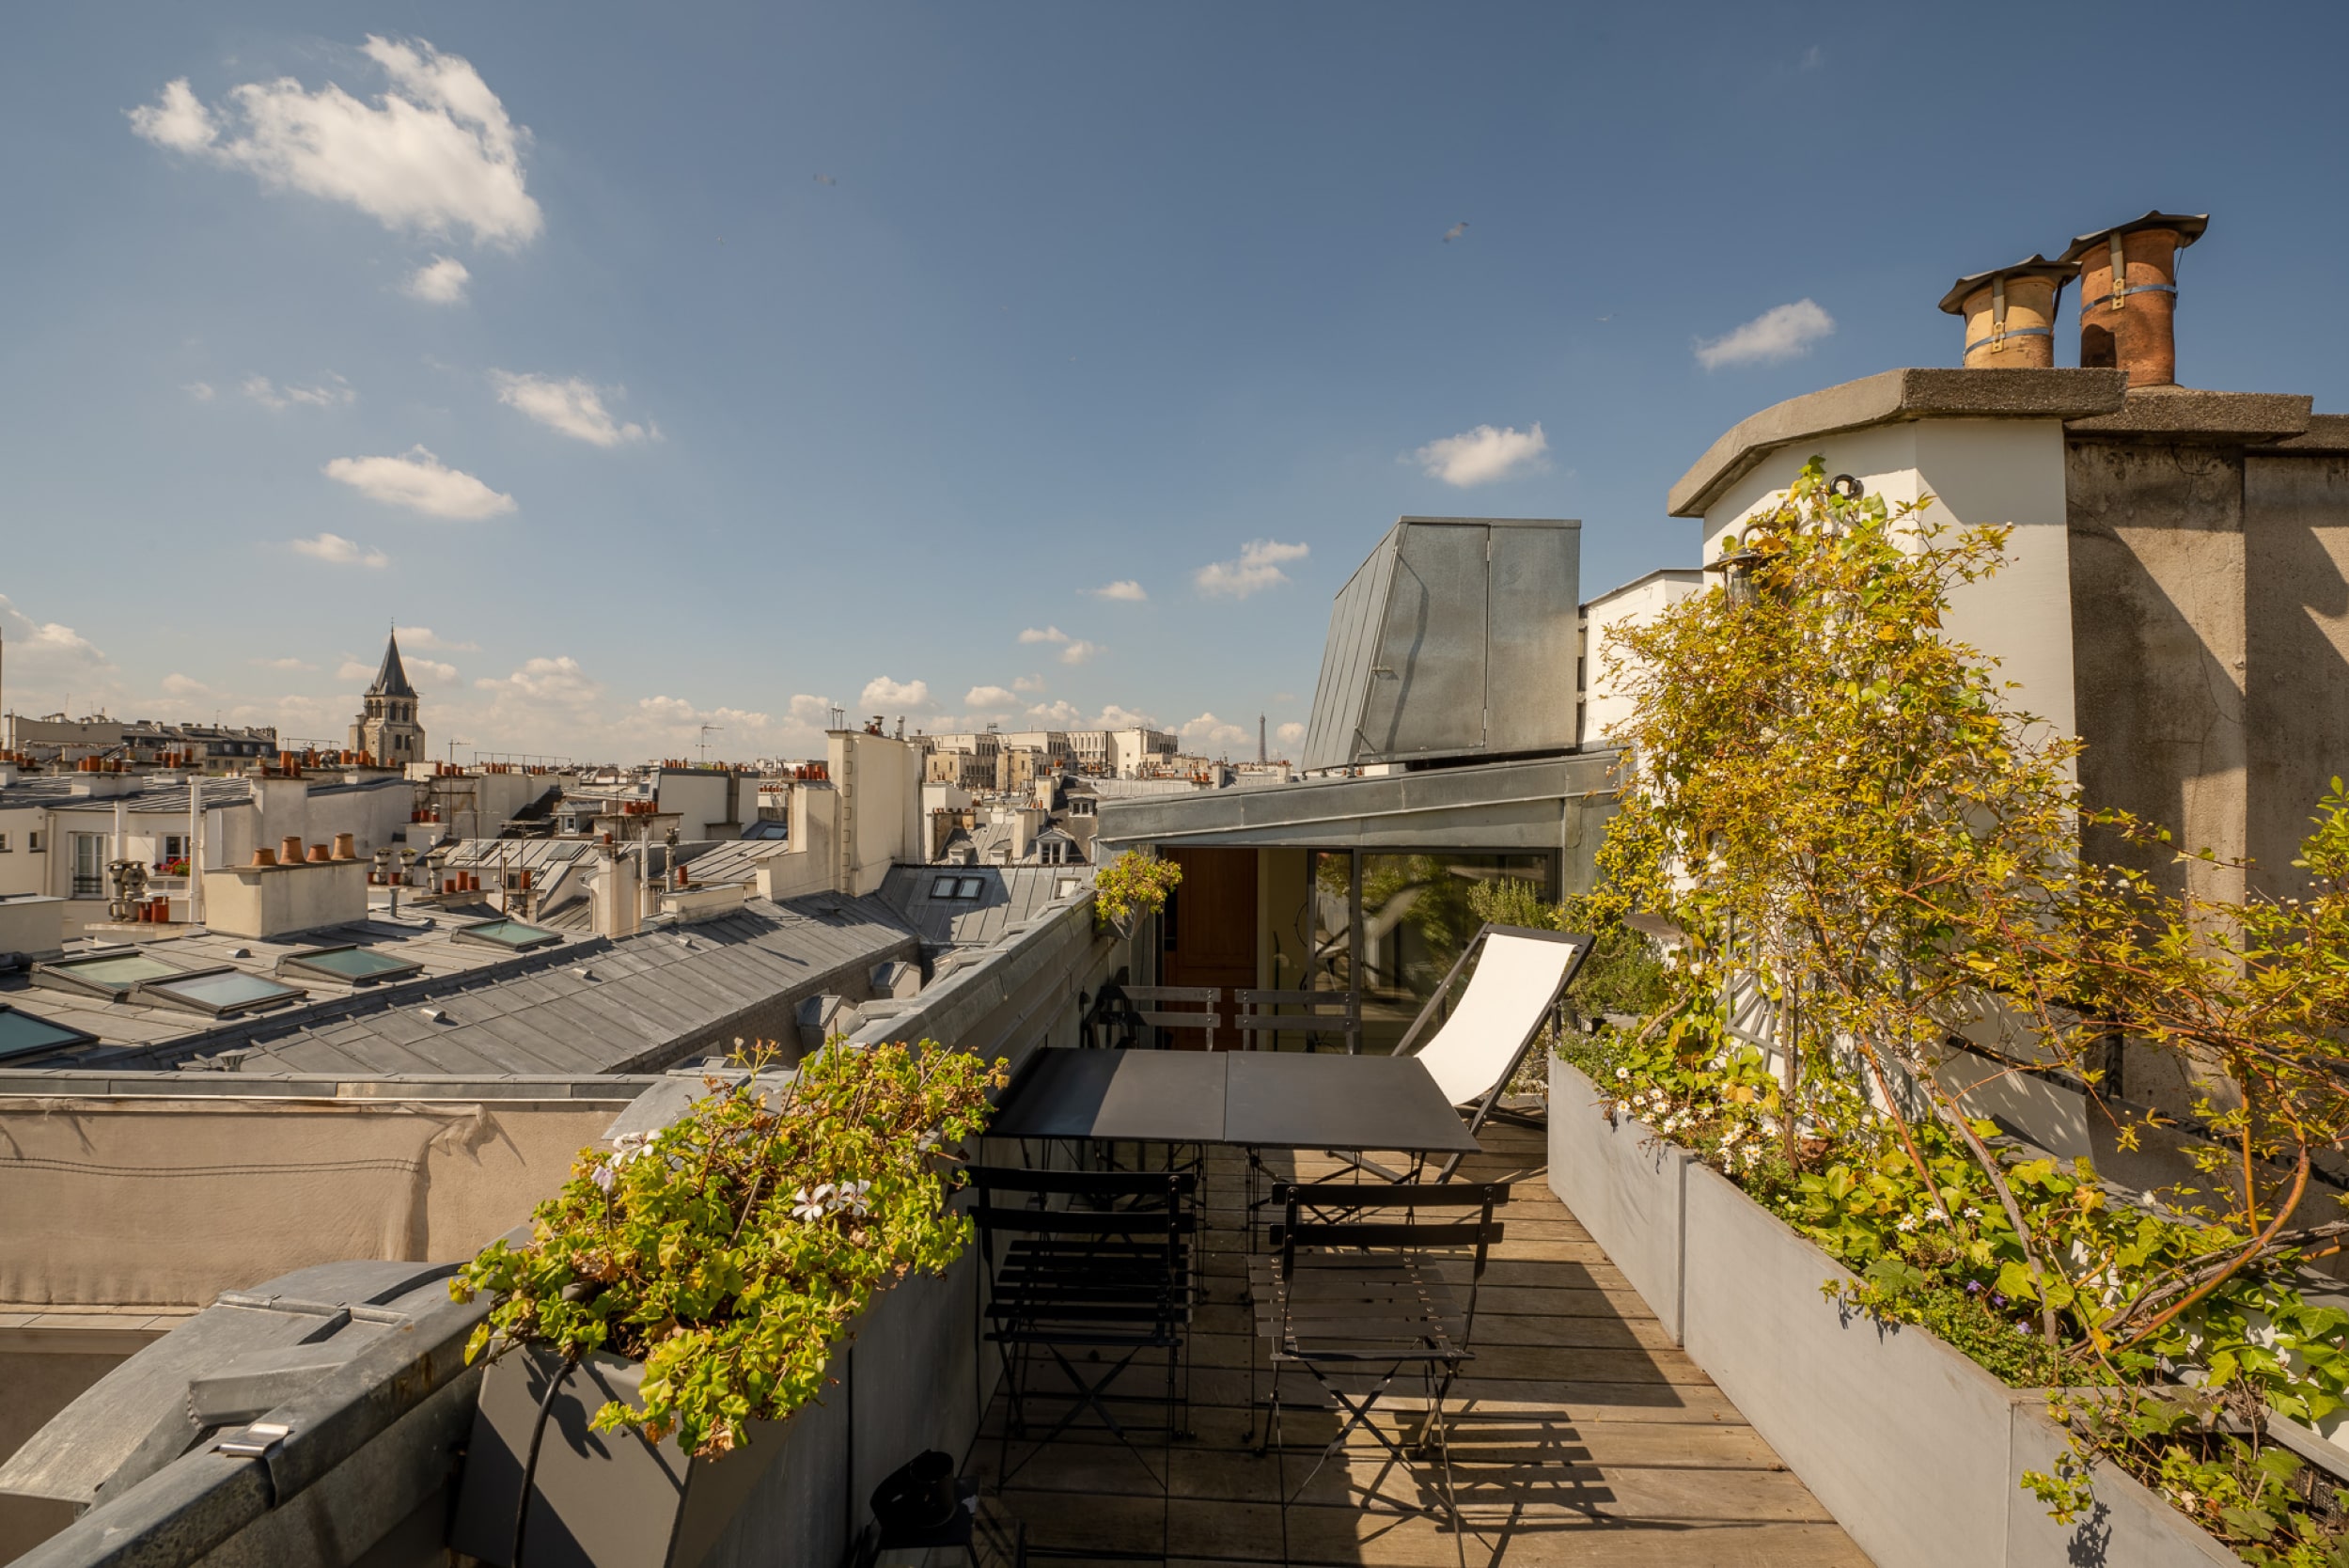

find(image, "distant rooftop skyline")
[5,3,2346,759]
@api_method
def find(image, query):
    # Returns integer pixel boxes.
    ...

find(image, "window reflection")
[1308,851,1552,1054]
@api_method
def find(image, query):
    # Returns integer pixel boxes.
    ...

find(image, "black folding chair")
[1248,1180,1507,1568]
[969,1166,1197,1499]
[1120,984,1226,1052]
[1232,987,1359,1054]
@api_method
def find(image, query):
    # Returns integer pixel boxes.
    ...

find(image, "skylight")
[136,970,305,1017]
[450,918,562,953]
[277,945,426,985]
[0,1005,98,1060]
[32,950,188,998]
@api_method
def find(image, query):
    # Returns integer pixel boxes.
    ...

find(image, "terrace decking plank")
[973,1121,1870,1564]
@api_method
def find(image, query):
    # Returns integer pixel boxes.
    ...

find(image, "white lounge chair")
[1370,922,1593,1180]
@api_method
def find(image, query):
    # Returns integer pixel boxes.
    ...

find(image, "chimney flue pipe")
[2059,212,2208,387]
[1938,256,2077,368]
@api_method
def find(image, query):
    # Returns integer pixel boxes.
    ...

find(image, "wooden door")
[1161,848,1258,1048]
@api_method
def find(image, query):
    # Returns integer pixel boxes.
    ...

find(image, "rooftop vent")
[1301,517,1580,774]
[1937,255,2078,368]
[2059,212,2209,387]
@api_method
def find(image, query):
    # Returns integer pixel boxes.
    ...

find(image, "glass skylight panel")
[930,875,961,898]
[278,946,426,984]
[450,918,562,952]
[0,1006,97,1060]
[137,970,305,1016]
[33,951,187,996]
[957,877,985,899]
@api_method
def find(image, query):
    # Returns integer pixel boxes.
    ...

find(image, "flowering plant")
[1094,849,1182,938]
[452,1039,1004,1459]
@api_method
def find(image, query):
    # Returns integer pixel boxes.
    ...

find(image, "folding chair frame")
[1250,1181,1507,1568]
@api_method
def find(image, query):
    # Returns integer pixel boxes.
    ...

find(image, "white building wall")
[1699,417,2078,749]
[1580,572,1705,747]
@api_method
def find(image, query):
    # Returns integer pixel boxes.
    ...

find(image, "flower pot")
[449,1346,785,1568]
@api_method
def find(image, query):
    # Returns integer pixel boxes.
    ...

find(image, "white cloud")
[1024,699,1082,727]
[1194,540,1308,599]
[1012,674,1047,694]
[409,657,458,684]
[1276,721,1305,746]
[289,531,388,568]
[964,684,1020,711]
[162,672,210,698]
[403,255,470,303]
[0,595,117,708]
[860,676,931,710]
[1695,299,1835,370]
[1087,579,1147,602]
[128,38,542,247]
[789,694,838,728]
[1412,423,1550,487]
[1181,712,1251,752]
[183,381,215,401]
[252,656,317,672]
[244,373,354,411]
[395,625,479,652]
[1057,640,1101,666]
[1096,704,1157,729]
[474,655,599,704]
[323,445,514,519]
[1018,625,1071,645]
[336,659,376,682]
[489,370,648,447]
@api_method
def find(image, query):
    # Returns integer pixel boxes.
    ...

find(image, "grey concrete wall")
[2065,440,2249,912]
[2243,451,2349,902]
[1545,1058,1686,1343]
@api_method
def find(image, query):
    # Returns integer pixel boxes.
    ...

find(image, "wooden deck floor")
[968,1122,1870,1566]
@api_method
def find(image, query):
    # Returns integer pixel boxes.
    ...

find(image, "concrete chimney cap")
[2057,212,2209,265]
[1935,254,2079,315]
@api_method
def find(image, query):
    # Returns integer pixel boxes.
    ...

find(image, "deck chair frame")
[1344,921,1592,1182]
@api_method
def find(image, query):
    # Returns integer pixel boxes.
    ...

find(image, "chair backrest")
[1395,924,1591,1108]
[965,1166,1195,1258]
[1232,988,1357,1051]
[1268,1180,1507,1285]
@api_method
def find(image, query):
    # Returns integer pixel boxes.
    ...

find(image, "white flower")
[589,1161,618,1194]
[838,1180,873,1215]
[792,1184,833,1223]
[1896,1214,1918,1233]
[1964,1207,1982,1220]
[1615,1067,1631,1082]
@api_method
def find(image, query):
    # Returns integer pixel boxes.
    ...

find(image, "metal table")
[990,1047,1479,1154]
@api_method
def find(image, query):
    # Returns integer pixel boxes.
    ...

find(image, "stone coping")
[1668,367,2128,517]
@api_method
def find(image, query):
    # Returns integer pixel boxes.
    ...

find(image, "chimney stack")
[2059,212,2208,387]
[1938,256,2077,368]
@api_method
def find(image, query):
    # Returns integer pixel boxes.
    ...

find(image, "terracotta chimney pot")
[249,847,278,868]
[331,832,357,860]
[2059,212,2209,387]
[279,836,305,866]
[305,844,332,863]
[1938,255,2077,368]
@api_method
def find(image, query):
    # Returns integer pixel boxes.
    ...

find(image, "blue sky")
[5,3,2346,762]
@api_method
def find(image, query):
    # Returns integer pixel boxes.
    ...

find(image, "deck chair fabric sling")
[1355,922,1592,1181]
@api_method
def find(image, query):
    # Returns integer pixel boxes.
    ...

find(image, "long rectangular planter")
[1548,1056,2242,1568]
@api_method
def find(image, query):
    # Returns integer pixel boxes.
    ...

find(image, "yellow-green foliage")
[453,1040,1003,1460]
[1094,849,1182,933]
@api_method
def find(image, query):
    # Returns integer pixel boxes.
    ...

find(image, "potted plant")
[446,1039,1003,1568]
[1093,848,1182,941]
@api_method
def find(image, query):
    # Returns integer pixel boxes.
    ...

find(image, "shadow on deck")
[964,1121,1870,1566]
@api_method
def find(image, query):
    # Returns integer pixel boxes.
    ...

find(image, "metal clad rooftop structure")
[875,864,1093,954]
[1300,517,1580,773]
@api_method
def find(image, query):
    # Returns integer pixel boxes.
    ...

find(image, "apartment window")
[27,832,43,853]
[0,833,10,852]
[70,834,105,897]
[162,835,187,864]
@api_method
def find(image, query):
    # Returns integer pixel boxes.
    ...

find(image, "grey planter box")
[449,1346,790,1568]
[1548,1056,2244,1568]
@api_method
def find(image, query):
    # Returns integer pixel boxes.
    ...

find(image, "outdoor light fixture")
[1705,528,1764,608]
